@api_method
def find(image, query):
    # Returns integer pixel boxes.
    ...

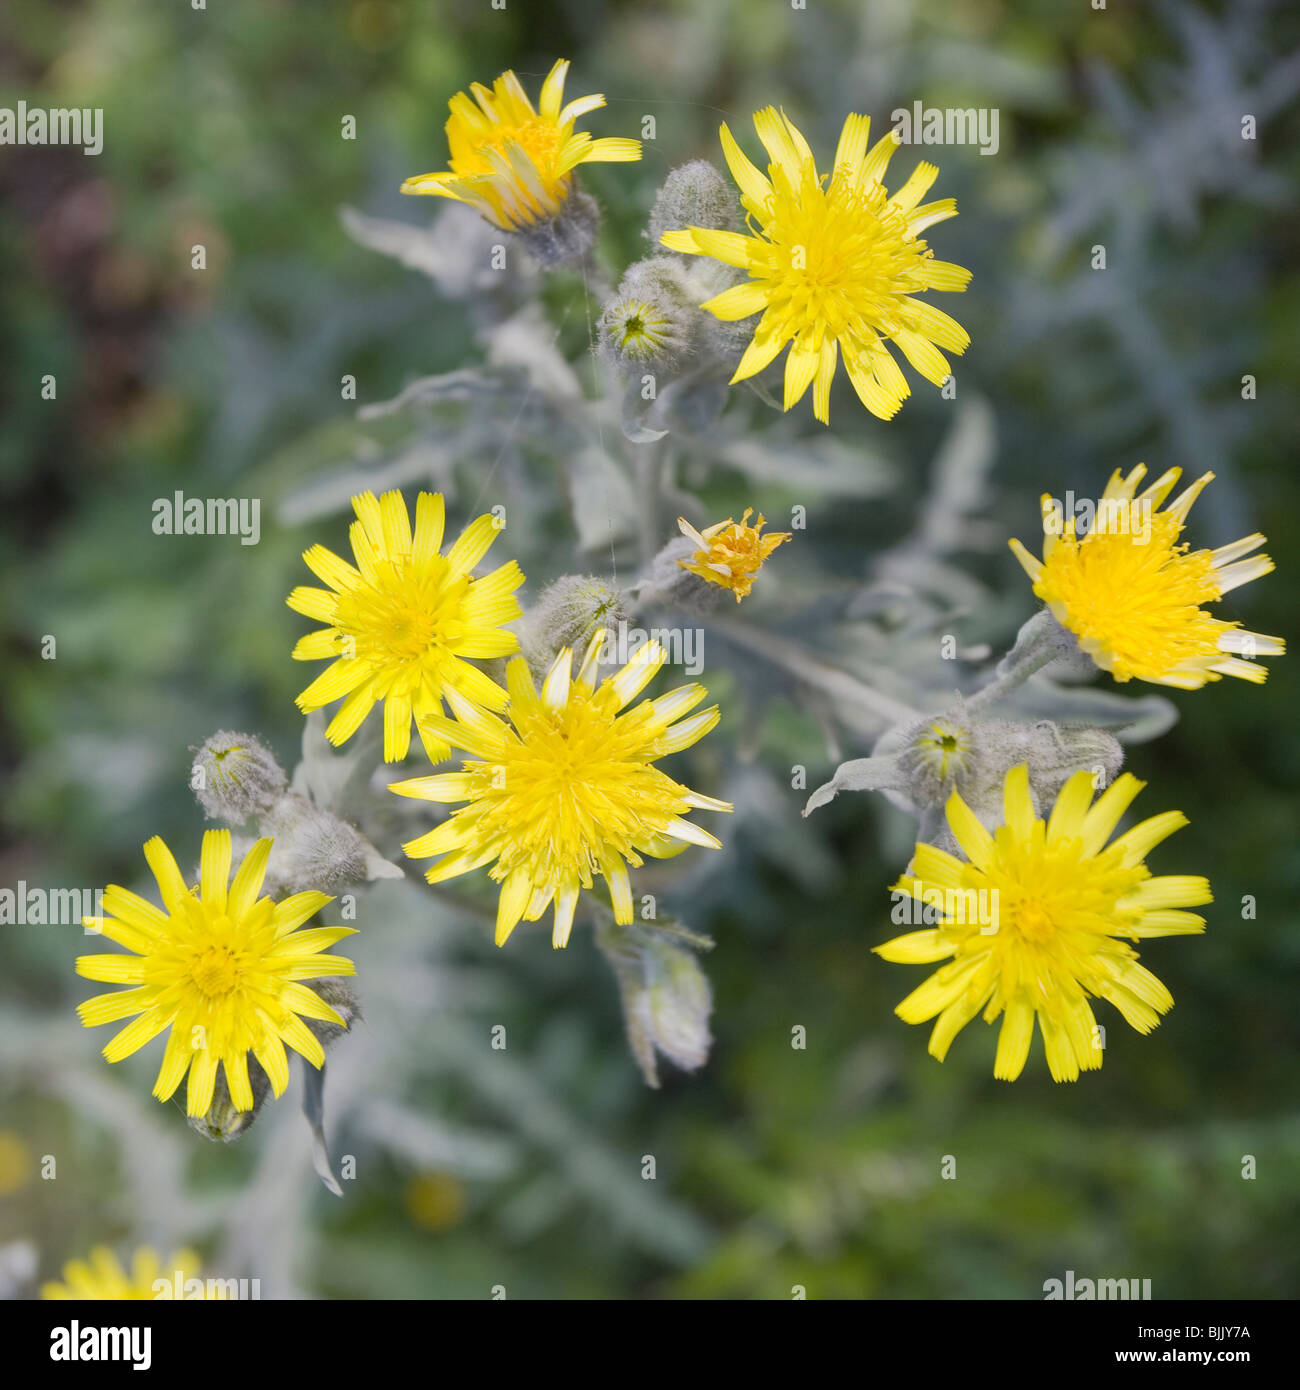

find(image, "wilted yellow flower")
[42,1246,202,1301]
[391,634,731,948]
[661,107,970,423]
[677,509,790,601]
[1010,465,1284,688]
[400,59,641,231]
[878,765,1210,1082]
[288,489,524,763]
[77,831,355,1118]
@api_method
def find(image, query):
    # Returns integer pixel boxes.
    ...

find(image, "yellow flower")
[677,508,790,601]
[877,765,1211,1082]
[77,831,356,1119]
[661,108,971,423]
[400,59,641,231]
[1010,465,1284,688]
[42,1246,203,1300]
[288,489,524,763]
[391,633,731,948]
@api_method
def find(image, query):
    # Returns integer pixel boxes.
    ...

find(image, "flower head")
[877,765,1210,1082]
[288,489,524,763]
[1010,465,1284,688]
[42,1246,203,1300]
[391,633,731,948]
[77,831,356,1118]
[660,108,971,423]
[677,509,790,601]
[400,59,641,232]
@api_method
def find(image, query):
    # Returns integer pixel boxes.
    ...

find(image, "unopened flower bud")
[259,795,402,896]
[813,710,1125,851]
[595,917,713,1088]
[521,575,628,681]
[648,161,740,246]
[1014,722,1125,803]
[191,731,287,824]
[599,256,700,373]
[915,717,1125,839]
[893,714,983,808]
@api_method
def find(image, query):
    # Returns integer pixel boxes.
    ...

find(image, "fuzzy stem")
[966,609,1059,714]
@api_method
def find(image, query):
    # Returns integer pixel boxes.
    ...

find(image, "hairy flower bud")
[599,256,701,373]
[892,714,983,808]
[648,160,740,245]
[191,731,287,824]
[595,917,713,1088]
[521,575,628,680]
[258,794,401,897]
[1014,722,1126,804]
[809,709,1125,857]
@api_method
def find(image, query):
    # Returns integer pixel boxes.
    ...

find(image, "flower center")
[762,177,922,336]
[1038,517,1225,679]
[1007,901,1055,944]
[476,693,688,881]
[480,119,566,174]
[333,561,467,667]
[191,944,242,997]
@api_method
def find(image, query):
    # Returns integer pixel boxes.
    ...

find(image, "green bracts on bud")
[191,732,287,824]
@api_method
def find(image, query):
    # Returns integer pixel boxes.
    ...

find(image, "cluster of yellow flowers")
[405,63,971,424]
[71,58,1285,1172]
[877,465,1281,1081]
[75,486,779,1125]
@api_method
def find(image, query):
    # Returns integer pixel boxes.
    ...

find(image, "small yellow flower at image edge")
[76,830,356,1119]
[678,508,791,601]
[877,765,1211,1083]
[400,58,641,232]
[288,489,525,764]
[1010,464,1284,688]
[391,632,731,948]
[662,106,971,424]
[41,1246,204,1300]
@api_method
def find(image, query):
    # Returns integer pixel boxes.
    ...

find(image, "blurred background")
[2,0,1298,1299]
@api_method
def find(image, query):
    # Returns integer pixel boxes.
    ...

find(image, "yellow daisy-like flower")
[677,508,791,601]
[400,59,641,231]
[76,831,356,1119]
[42,1246,203,1301]
[391,633,731,948]
[661,108,971,423]
[1009,465,1284,688]
[878,765,1211,1083]
[288,489,524,764]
